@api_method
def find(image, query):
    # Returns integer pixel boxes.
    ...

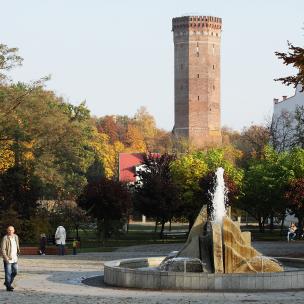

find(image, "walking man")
[55,225,66,255]
[1,226,20,291]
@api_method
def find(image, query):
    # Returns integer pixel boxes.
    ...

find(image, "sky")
[1,0,303,131]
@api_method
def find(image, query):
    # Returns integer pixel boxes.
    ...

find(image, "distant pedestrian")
[55,226,66,255]
[1,226,20,292]
[39,233,47,255]
[72,239,78,255]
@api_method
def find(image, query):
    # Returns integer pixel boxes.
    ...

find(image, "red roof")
[119,153,144,183]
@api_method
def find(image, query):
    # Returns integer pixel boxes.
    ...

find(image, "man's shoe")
[6,286,13,292]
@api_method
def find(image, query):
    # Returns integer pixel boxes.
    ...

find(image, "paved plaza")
[0,242,303,304]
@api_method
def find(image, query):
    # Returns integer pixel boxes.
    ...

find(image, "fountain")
[104,168,304,290]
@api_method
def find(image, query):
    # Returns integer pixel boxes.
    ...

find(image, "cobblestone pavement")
[0,242,303,304]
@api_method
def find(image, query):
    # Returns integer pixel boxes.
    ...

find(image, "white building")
[273,84,304,117]
[272,85,304,150]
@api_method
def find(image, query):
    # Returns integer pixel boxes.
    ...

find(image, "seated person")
[287,223,297,242]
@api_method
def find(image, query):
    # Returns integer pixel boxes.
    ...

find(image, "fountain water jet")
[210,167,227,224]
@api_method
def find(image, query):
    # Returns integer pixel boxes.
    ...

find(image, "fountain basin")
[104,257,304,290]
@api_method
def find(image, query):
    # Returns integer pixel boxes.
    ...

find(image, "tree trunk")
[280,212,286,237]
[269,214,274,232]
[169,219,172,231]
[160,220,165,239]
[154,220,158,233]
[76,226,79,240]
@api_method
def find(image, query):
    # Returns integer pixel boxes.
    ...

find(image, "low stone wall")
[104,257,304,291]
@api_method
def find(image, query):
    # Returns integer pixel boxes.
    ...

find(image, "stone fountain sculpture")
[160,168,283,274]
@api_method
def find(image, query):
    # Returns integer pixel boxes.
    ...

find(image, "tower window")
[197,74,199,78]
[198,96,200,101]
[213,65,215,70]
[196,42,199,47]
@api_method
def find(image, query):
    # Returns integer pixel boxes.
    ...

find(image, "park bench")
[161,231,188,239]
[20,246,68,255]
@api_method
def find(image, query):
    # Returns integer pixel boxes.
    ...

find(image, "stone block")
[214,276,222,290]
[167,274,177,289]
[291,273,299,289]
[191,275,200,289]
[153,273,161,289]
[125,271,135,288]
[231,275,240,290]
[263,275,271,290]
[255,275,263,290]
[160,272,169,289]
[199,275,208,290]
[207,274,215,290]
[183,275,192,289]
[176,275,184,289]
[298,273,304,288]
[270,275,284,289]
[239,275,249,289]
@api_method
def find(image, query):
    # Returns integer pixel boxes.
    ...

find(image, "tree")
[77,177,132,241]
[275,41,304,90]
[89,130,124,179]
[270,110,294,152]
[0,166,42,219]
[0,43,23,83]
[170,153,208,229]
[125,124,147,152]
[134,153,181,236]
[233,125,270,166]
[239,146,293,232]
[96,115,119,144]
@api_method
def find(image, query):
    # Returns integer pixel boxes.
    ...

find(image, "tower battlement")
[172,16,222,32]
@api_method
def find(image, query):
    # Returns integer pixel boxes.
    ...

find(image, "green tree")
[239,146,293,232]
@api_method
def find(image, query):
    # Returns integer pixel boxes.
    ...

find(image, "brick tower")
[172,16,222,148]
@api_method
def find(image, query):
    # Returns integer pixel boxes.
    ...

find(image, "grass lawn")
[76,222,188,252]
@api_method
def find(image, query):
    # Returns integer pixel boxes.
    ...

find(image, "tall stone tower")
[172,16,222,147]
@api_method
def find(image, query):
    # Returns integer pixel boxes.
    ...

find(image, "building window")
[180,85,183,90]
[198,96,200,101]
[197,42,199,47]
[213,85,215,90]
[197,74,199,78]
[181,64,183,70]
[197,52,199,57]
[213,44,215,55]
[213,65,215,70]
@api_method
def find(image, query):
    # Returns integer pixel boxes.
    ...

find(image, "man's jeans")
[58,244,65,255]
[3,261,18,288]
